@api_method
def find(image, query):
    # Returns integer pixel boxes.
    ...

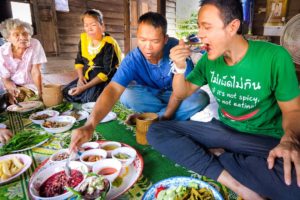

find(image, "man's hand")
[70,124,94,152]
[0,128,13,144]
[77,77,87,87]
[267,134,300,186]
[170,39,191,68]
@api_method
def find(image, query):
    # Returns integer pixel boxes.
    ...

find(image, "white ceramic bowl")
[29,161,88,200]
[62,110,89,121]
[49,149,70,163]
[80,142,100,152]
[82,102,96,113]
[41,116,76,134]
[100,141,121,157]
[111,147,137,167]
[29,110,60,125]
[80,149,107,169]
[92,158,122,183]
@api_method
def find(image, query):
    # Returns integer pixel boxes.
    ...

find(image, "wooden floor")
[43,56,77,86]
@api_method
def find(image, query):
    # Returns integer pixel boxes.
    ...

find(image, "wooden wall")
[55,0,125,58]
[252,0,300,80]
[166,0,176,37]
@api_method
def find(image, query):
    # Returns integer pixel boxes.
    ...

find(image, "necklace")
[88,41,101,55]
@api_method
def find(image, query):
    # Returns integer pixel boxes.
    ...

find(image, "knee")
[147,122,164,144]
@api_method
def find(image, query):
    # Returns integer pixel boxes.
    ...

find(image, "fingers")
[291,150,300,187]
[267,151,275,169]
[69,130,81,152]
[0,129,13,144]
[83,78,88,84]
[283,156,292,185]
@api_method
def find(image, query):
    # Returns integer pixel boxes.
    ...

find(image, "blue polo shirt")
[112,37,193,91]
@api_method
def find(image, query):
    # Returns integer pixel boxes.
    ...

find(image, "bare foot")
[208,148,225,156]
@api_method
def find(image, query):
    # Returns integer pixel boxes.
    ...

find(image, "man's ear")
[227,19,241,35]
[164,34,169,44]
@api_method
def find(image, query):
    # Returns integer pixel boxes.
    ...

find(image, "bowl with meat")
[29,110,60,125]
[41,116,76,134]
[29,160,88,200]
[62,110,89,122]
[80,149,107,169]
[49,149,71,163]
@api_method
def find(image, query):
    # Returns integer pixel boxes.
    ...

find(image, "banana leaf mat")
[0,102,239,200]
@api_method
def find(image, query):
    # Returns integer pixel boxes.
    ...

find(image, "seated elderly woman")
[0,18,46,104]
[63,9,122,103]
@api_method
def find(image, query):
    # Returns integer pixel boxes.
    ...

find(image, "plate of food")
[30,140,144,200]
[100,112,117,123]
[0,123,6,129]
[29,161,88,200]
[6,101,43,113]
[62,110,89,122]
[41,116,76,134]
[29,110,60,125]
[142,176,224,200]
[0,153,32,185]
[97,140,144,200]
[48,102,73,113]
[82,102,96,113]
[0,130,52,155]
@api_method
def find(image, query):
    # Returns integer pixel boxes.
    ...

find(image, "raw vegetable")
[50,102,73,113]
[0,130,51,156]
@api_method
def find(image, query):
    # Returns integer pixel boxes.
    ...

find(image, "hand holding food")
[0,157,24,181]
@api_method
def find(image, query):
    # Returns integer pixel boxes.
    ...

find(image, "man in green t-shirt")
[147,0,300,199]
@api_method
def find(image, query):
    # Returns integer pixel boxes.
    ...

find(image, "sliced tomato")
[155,185,166,198]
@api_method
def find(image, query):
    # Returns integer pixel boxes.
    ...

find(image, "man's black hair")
[138,12,167,35]
[200,0,243,34]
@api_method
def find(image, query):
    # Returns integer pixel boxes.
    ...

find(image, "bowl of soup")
[100,141,121,157]
[92,158,122,183]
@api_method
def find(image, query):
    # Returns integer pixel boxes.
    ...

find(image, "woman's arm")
[31,64,42,96]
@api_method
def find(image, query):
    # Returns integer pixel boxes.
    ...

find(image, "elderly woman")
[0,18,46,104]
[63,9,122,103]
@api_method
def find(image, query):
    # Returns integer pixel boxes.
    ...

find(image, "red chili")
[155,185,166,198]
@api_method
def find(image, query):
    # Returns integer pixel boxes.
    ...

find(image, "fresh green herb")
[112,177,123,187]
[50,102,73,113]
[0,130,52,155]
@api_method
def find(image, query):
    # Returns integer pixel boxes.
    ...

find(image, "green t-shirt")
[187,40,300,138]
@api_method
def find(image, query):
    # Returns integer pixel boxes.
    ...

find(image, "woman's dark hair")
[200,0,243,34]
[138,12,167,36]
[82,9,104,25]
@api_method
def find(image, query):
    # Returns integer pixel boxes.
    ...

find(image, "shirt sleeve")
[111,55,134,87]
[31,39,47,64]
[0,47,11,79]
[186,53,208,86]
[272,46,300,101]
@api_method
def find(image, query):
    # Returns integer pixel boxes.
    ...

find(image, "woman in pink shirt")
[0,18,47,104]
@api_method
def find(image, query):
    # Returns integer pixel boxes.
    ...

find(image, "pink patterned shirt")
[0,38,47,91]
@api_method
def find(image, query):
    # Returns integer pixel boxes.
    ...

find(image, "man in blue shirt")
[70,12,209,149]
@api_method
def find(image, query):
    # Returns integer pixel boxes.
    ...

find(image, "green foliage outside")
[176,12,198,39]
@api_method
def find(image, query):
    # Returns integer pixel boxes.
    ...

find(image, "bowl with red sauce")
[80,149,107,169]
[29,161,88,200]
[92,158,122,183]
